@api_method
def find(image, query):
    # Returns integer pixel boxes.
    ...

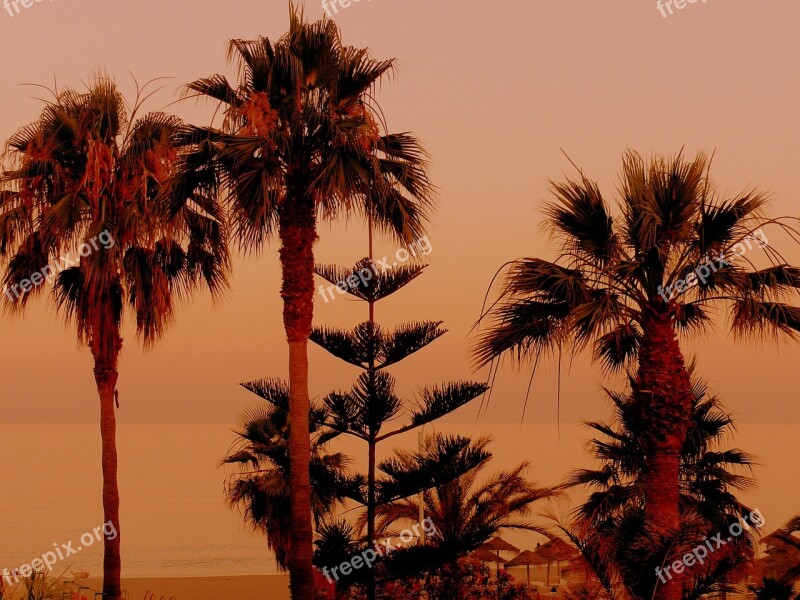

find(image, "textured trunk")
[279,187,317,600]
[93,346,122,600]
[635,313,694,600]
[96,367,121,599]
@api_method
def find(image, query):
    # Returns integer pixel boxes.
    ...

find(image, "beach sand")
[5,575,290,600]
[110,576,290,600]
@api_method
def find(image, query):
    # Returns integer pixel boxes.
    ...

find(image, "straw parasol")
[470,548,505,575]
[537,537,579,562]
[560,555,594,585]
[472,548,504,562]
[480,537,521,568]
[504,549,541,586]
[525,538,579,586]
[481,537,520,554]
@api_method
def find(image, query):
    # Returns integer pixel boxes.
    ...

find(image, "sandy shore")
[5,575,290,600]
[109,576,291,600]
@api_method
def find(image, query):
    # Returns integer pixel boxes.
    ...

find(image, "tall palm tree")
[0,77,227,599]
[566,369,758,598]
[223,379,350,570]
[170,7,433,596]
[474,150,800,599]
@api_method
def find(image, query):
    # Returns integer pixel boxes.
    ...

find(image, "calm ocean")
[0,422,795,578]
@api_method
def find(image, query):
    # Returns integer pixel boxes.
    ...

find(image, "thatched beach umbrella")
[528,538,579,586]
[560,555,594,586]
[480,537,521,565]
[504,549,541,586]
[538,538,579,562]
[481,537,520,554]
[471,548,505,575]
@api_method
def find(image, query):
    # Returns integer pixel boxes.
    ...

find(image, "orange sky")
[1,0,800,424]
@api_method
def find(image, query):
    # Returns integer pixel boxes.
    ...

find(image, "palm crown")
[570,368,756,524]
[375,437,555,559]
[0,77,227,346]
[475,150,800,371]
[566,370,758,598]
[171,9,434,247]
[223,378,350,571]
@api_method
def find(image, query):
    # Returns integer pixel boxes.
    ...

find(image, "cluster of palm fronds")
[563,367,760,599]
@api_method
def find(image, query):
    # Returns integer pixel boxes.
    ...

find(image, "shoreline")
[4,575,291,600]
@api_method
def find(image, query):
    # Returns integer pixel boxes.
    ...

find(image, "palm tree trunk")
[635,313,694,600]
[93,357,121,600]
[279,189,317,600]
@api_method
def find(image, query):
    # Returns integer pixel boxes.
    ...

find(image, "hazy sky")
[1,0,799,424]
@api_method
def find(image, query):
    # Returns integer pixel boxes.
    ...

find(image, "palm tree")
[170,8,433,596]
[312,434,493,599]
[374,436,555,570]
[0,77,227,599]
[223,379,350,570]
[474,150,800,599]
[566,368,758,598]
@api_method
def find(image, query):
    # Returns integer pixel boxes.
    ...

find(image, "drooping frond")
[475,149,800,380]
[172,16,434,251]
[224,377,351,570]
[1,75,228,353]
[473,298,571,367]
